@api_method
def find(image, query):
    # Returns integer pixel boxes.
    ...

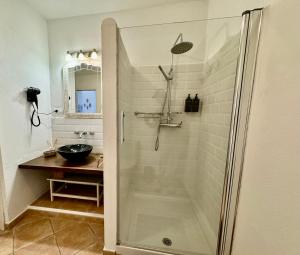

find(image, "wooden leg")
[50,180,54,202]
[96,185,99,207]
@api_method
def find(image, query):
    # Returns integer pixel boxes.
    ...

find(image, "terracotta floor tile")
[25,209,58,219]
[14,214,47,229]
[14,235,60,255]
[54,213,102,225]
[14,218,53,250]
[54,213,86,223]
[55,222,97,255]
[0,231,13,255]
[50,217,78,233]
[75,242,104,255]
[82,217,103,224]
[88,222,104,240]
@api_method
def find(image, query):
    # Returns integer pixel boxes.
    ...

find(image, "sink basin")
[57,144,93,161]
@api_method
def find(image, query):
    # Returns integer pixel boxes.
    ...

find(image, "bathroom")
[0,0,299,255]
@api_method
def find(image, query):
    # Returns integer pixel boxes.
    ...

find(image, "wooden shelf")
[18,153,103,175]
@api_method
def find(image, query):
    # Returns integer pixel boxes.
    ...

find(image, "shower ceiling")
[25,0,194,19]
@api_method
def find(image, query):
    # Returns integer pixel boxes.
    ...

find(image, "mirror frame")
[62,59,103,119]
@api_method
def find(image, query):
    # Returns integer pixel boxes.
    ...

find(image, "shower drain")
[162,237,172,246]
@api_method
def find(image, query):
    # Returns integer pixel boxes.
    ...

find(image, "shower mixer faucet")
[155,33,193,151]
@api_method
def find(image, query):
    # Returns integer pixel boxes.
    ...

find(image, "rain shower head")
[171,33,193,54]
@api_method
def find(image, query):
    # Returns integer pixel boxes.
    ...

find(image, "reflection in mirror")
[63,61,102,118]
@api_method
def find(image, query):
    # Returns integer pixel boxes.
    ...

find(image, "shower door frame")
[0,148,5,230]
[217,8,263,255]
[115,9,263,255]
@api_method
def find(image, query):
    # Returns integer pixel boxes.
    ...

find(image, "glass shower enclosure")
[116,9,262,255]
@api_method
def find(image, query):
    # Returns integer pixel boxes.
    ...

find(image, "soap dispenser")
[185,94,192,112]
[192,94,200,112]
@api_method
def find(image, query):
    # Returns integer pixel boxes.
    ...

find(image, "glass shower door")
[117,16,243,255]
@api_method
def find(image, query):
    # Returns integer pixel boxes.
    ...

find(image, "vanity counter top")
[19,153,103,176]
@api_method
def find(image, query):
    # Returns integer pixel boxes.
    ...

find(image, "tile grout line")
[49,218,62,255]
[71,223,102,255]
[13,216,49,230]
[13,218,55,253]
[14,233,56,253]
[12,227,15,255]
[73,241,97,255]
[87,223,98,238]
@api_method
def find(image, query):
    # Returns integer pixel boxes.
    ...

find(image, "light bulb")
[65,51,72,61]
[91,49,98,60]
[78,50,85,61]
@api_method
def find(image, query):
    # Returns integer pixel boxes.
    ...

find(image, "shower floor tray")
[121,192,213,255]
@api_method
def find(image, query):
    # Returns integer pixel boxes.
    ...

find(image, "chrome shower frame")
[217,8,263,255]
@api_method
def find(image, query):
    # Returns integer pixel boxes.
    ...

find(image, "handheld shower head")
[158,65,172,81]
[171,33,193,54]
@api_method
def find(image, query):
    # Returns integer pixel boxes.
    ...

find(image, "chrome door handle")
[120,111,125,144]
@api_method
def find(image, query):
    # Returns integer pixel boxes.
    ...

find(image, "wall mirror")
[63,58,102,118]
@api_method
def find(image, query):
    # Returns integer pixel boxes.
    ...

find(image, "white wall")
[0,148,4,230]
[0,0,52,222]
[119,17,207,66]
[207,0,265,18]
[102,18,118,252]
[232,0,300,254]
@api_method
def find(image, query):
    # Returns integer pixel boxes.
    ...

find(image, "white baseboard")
[28,205,104,219]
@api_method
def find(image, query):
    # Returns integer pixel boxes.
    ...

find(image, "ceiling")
[26,0,192,20]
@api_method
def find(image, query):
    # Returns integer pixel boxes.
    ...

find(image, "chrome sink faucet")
[74,131,88,138]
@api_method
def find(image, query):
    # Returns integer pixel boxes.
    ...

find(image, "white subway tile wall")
[190,35,240,246]
[130,63,203,186]
[52,117,103,153]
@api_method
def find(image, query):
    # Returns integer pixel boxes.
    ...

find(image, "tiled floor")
[0,210,104,255]
[32,191,104,214]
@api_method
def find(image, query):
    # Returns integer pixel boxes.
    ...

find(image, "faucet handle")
[74,131,88,138]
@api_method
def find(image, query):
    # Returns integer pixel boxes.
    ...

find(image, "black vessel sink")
[57,144,93,161]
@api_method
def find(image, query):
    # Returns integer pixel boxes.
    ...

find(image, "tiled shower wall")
[129,64,204,195]
[190,35,240,245]
[52,117,103,153]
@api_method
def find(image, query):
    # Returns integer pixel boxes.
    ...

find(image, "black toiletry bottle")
[185,94,192,112]
[192,94,200,112]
